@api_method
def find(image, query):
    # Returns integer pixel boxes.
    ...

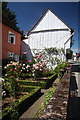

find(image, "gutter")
[64,30,75,45]
[64,30,75,54]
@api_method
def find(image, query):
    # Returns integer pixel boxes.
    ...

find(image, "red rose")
[11,69,13,71]
[18,66,20,69]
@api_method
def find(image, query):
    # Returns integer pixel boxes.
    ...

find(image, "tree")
[66,49,73,60]
[2,2,19,29]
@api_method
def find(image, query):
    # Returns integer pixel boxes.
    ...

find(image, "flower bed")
[2,51,72,120]
[19,73,57,89]
[2,86,41,120]
[40,69,71,120]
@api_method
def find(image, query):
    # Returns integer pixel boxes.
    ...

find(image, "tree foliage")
[2,2,19,29]
[66,49,73,59]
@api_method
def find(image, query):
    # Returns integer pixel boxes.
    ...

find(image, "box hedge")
[2,86,41,120]
[20,73,57,89]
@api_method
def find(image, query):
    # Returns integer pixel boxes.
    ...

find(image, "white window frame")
[8,31,15,45]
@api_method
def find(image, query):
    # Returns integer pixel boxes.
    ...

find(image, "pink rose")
[33,64,36,67]
[35,66,39,70]
[70,64,72,67]
[40,69,42,71]
[28,60,31,62]
[40,64,43,68]
[36,54,41,58]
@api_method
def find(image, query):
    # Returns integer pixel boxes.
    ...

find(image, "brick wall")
[2,23,21,59]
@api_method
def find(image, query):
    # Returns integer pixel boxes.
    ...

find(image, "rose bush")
[53,62,72,79]
[23,53,49,80]
[2,77,21,98]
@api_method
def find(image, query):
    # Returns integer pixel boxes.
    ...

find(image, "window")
[8,52,14,58]
[8,31,15,44]
[8,52,19,61]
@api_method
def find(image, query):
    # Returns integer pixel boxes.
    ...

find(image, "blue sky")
[7,2,79,53]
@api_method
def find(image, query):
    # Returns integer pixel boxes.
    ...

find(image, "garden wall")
[40,69,71,120]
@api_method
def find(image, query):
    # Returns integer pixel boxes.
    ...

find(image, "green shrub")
[53,62,71,79]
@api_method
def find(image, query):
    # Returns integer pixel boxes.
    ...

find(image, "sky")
[7,2,79,54]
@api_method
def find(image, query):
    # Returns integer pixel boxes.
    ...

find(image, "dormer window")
[8,31,15,44]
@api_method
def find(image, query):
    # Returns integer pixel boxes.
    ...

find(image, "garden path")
[19,77,60,119]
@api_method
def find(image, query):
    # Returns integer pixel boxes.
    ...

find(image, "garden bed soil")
[25,76,49,82]
[2,86,41,120]
[2,92,29,109]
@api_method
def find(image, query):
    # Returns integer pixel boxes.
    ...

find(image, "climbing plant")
[33,47,65,70]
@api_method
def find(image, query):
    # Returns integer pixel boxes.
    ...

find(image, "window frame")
[8,31,15,45]
[8,51,15,58]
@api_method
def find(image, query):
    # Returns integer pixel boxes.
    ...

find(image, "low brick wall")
[40,69,71,120]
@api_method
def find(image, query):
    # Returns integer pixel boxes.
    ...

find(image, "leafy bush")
[2,77,21,98]
[53,62,71,79]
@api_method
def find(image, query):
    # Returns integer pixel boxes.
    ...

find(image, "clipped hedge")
[2,86,41,120]
[20,73,57,89]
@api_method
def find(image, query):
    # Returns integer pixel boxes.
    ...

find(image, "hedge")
[20,73,57,89]
[2,86,41,120]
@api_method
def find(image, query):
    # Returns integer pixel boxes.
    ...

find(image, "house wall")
[22,9,72,67]
[27,10,71,57]
[32,10,70,32]
[2,23,21,60]
[21,39,33,60]
[28,30,71,51]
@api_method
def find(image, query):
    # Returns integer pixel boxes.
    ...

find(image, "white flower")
[5,74,7,76]
[26,65,30,69]
[23,64,25,66]
[10,61,13,64]
[1,78,5,82]
[4,66,7,69]
[32,73,34,76]
[15,68,17,70]
[7,64,9,67]
[2,91,6,97]
[22,67,25,70]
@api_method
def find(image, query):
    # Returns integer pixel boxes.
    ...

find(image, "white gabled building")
[21,8,74,65]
